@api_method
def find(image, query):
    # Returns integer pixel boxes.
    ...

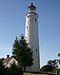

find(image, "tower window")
[36,49,37,52]
[35,18,37,22]
[26,26,28,29]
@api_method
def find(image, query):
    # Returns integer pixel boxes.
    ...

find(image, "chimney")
[7,55,9,58]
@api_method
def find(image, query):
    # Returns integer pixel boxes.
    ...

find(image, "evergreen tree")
[12,35,33,71]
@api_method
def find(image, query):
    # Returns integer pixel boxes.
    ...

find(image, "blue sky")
[0,0,60,67]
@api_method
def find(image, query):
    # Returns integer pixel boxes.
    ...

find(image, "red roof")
[2,57,12,64]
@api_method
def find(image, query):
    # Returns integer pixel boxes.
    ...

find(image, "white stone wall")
[25,13,40,72]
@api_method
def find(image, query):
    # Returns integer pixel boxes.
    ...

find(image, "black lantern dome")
[28,3,36,13]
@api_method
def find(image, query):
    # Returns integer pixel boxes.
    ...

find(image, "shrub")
[4,63,23,75]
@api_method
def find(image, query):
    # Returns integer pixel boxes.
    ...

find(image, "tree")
[41,65,56,72]
[47,60,57,67]
[12,35,33,71]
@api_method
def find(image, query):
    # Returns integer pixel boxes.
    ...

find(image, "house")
[2,55,18,68]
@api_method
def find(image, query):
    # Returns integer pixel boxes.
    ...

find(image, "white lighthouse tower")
[25,3,40,72]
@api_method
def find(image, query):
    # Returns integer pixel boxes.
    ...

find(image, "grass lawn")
[24,73,48,75]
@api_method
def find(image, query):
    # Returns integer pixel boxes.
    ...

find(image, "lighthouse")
[25,3,40,72]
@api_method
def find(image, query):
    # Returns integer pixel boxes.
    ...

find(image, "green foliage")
[47,59,57,67]
[41,65,56,72]
[58,53,60,57]
[58,59,60,64]
[5,63,23,75]
[12,35,33,71]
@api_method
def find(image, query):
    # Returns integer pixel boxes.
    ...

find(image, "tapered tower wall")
[25,3,40,72]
